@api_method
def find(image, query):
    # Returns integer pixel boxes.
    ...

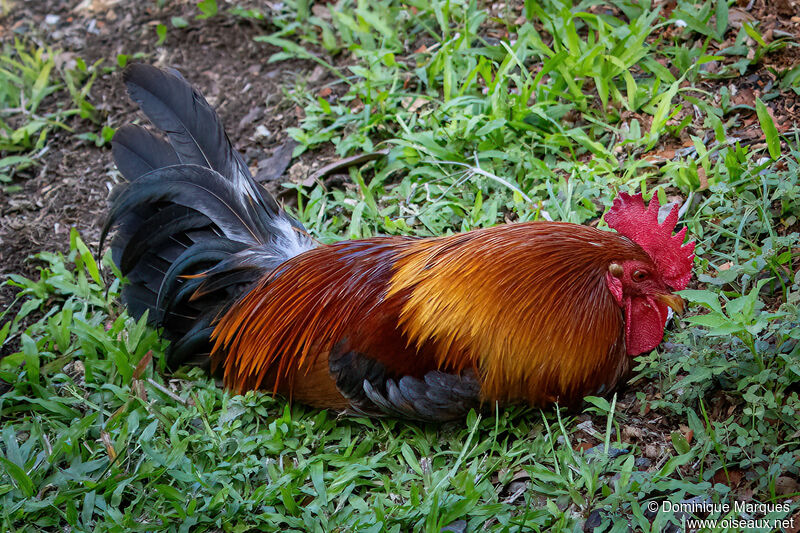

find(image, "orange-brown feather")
[211,221,651,406]
[210,238,433,397]
[386,222,646,405]
[256,348,350,409]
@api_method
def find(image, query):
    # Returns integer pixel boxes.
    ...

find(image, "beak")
[656,293,685,315]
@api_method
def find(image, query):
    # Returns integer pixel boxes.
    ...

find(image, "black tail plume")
[103,64,313,368]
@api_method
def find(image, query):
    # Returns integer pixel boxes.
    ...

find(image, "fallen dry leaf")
[402,96,428,113]
[733,87,756,108]
[697,166,709,191]
[311,4,332,20]
[727,8,756,29]
[132,350,153,380]
[683,428,694,445]
[623,425,644,440]
[713,468,743,486]
[644,444,659,458]
[100,430,117,461]
[775,476,800,496]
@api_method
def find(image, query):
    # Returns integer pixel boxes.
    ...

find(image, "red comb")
[604,192,695,290]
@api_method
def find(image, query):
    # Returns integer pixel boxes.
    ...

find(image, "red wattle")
[624,297,670,355]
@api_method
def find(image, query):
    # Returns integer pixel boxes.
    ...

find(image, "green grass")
[0,39,105,190]
[1,0,799,530]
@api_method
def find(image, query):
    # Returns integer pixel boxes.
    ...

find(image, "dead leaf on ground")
[697,166,709,191]
[238,106,263,130]
[303,149,390,187]
[775,476,800,496]
[256,139,298,183]
[623,425,644,440]
[680,424,694,445]
[733,86,756,108]
[712,468,743,487]
[440,519,467,533]
[73,0,121,13]
[402,96,428,113]
[308,65,326,83]
[766,103,792,133]
[132,350,152,380]
[728,8,757,29]
[100,430,117,461]
[644,444,660,458]
[289,160,312,185]
[656,148,677,160]
[785,513,800,533]
[311,4,332,20]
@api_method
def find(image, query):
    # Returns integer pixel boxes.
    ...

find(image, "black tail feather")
[106,165,267,246]
[155,239,249,320]
[119,205,211,272]
[112,125,180,180]
[122,64,251,190]
[105,64,314,368]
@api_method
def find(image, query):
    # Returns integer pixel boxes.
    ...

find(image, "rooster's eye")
[632,270,648,282]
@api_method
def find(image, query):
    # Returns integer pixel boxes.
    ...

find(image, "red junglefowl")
[103,64,695,421]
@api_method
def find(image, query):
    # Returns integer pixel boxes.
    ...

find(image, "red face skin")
[605,259,683,355]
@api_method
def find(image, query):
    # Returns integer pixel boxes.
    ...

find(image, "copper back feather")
[212,221,652,406]
[210,238,428,394]
[387,222,649,405]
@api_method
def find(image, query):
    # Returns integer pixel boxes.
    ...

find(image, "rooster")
[103,65,695,421]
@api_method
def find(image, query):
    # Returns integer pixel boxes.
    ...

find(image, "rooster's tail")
[102,64,313,368]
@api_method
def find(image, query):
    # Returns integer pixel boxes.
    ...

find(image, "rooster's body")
[104,65,694,421]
